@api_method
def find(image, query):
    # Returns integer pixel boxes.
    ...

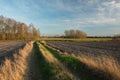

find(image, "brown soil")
[24,47,42,80]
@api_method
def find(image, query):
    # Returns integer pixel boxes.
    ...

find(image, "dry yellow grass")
[0,42,33,80]
[39,44,58,63]
[39,44,77,80]
[78,54,120,80]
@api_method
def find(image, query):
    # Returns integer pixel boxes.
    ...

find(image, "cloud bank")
[0,0,120,36]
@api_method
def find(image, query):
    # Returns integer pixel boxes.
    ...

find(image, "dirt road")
[25,47,42,80]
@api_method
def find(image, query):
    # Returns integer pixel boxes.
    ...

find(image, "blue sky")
[0,0,120,36]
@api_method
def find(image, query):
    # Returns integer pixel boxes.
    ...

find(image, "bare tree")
[113,34,120,40]
[64,29,87,38]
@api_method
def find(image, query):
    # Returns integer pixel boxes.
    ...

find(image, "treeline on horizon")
[63,30,120,40]
[0,15,40,40]
[43,29,120,40]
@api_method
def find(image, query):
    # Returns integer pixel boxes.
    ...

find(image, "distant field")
[0,41,26,63]
[40,37,112,42]
[46,40,120,58]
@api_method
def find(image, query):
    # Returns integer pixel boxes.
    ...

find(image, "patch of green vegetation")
[34,41,76,80]
[34,41,54,80]
[42,43,111,80]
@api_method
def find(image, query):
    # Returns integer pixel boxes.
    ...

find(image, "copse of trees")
[0,15,40,40]
[112,34,120,40]
[64,29,87,38]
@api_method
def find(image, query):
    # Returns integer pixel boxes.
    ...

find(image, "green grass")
[42,43,112,80]
[40,37,112,42]
[34,41,76,80]
[34,41,55,80]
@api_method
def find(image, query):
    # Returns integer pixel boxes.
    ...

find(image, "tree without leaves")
[113,34,120,40]
[64,29,87,38]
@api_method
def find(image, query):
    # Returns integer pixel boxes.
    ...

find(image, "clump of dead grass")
[78,54,120,80]
[0,42,33,80]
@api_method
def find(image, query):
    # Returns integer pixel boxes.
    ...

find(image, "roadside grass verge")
[0,42,33,80]
[42,42,120,80]
[78,54,120,80]
[42,43,93,80]
[34,41,76,80]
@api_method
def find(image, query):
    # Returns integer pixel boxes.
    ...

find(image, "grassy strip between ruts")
[34,41,76,80]
[34,41,54,80]
[41,42,113,80]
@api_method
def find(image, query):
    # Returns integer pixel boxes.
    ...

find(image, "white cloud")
[102,0,120,8]
[100,0,120,17]
[86,0,120,25]
[54,0,120,26]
